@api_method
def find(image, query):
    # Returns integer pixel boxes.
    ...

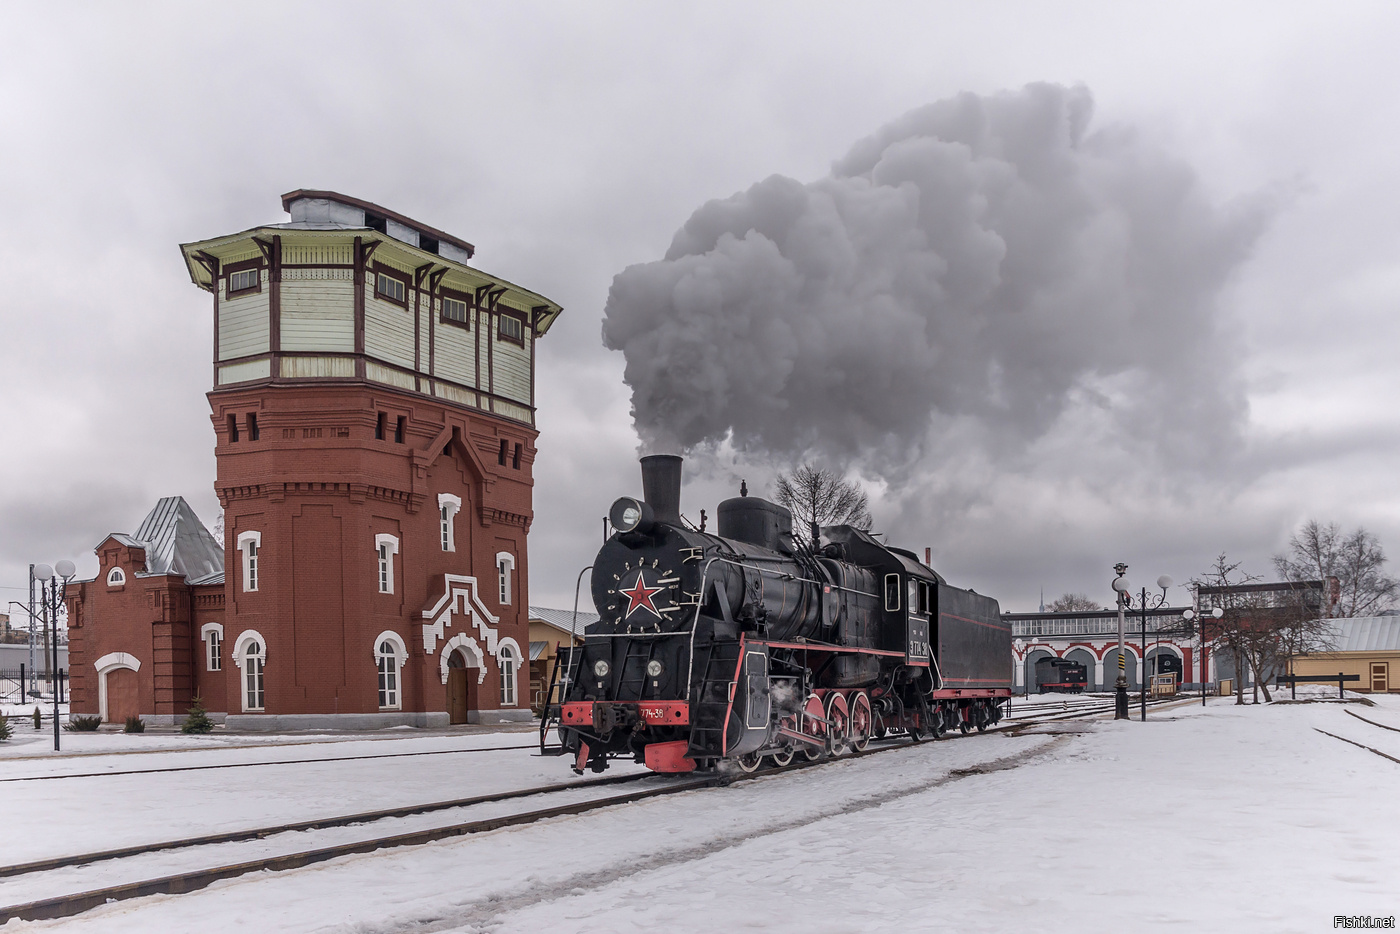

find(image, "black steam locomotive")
[547,455,1012,774]
[1035,657,1088,693]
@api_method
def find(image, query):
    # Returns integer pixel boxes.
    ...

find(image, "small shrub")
[0,714,12,742]
[181,696,215,734]
[65,715,102,732]
[124,716,145,733]
[33,707,41,730]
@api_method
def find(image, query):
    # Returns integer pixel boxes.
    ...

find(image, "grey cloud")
[602,83,1275,478]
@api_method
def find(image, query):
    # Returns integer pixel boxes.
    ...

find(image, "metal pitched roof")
[529,605,599,638]
[1319,617,1400,653]
[127,497,224,582]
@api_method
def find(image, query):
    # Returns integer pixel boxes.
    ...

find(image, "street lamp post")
[1112,566,1173,721]
[1182,605,1224,706]
[1111,565,1130,719]
[33,561,75,752]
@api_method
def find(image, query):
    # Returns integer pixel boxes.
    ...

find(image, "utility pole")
[28,564,37,695]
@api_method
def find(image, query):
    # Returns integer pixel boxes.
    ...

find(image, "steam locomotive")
[1035,657,1088,693]
[548,455,1012,774]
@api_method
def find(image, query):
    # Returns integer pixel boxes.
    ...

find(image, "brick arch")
[440,633,487,685]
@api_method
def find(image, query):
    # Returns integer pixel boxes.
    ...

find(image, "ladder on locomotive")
[537,642,579,755]
[686,640,743,758]
[615,639,659,702]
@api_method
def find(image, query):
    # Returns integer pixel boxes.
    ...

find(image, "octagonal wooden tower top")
[179,190,563,429]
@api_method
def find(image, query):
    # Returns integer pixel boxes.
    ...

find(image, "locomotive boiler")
[548,455,1012,774]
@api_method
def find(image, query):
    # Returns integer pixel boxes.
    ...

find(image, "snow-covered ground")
[3,697,1398,932]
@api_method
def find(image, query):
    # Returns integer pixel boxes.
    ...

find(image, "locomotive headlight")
[593,659,611,678]
[609,497,654,534]
[646,659,664,678]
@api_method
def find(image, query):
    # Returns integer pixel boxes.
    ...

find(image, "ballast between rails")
[0,704,1120,925]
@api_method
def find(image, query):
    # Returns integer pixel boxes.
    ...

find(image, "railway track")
[0,741,541,784]
[0,702,1122,925]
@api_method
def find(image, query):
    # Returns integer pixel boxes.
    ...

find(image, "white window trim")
[94,652,141,723]
[375,533,400,595]
[233,630,268,712]
[374,630,408,711]
[237,530,262,593]
[496,552,515,606]
[106,566,126,586]
[498,643,518,707]
[437,493,462,552]
[201,622,225,672]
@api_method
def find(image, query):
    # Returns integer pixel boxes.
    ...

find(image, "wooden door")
[447,668,469,724]
[105,668,139,723]
[1371,663,1389,694]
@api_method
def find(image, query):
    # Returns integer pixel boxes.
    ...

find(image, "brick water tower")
[179,190,562,728]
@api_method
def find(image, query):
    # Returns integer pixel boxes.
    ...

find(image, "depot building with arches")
[64,191,561,728]
[1006,607,1197,694]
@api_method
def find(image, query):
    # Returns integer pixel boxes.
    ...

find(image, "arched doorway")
[1064,648,1097,692]
[1102,647,1139,691]
[446,648,480,725]
[1025,649,1054,694]
[104,668,139,723]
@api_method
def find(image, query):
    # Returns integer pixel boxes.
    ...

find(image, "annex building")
[66,191,562,728]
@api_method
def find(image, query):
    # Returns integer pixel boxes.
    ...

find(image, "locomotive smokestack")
[639,454,683,525]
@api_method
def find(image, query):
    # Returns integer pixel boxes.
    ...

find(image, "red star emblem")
[620,572,664,619]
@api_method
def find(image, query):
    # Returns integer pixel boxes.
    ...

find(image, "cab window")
[884,573,901,612]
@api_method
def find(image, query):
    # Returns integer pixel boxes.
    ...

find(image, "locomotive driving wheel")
[736,752,763,773]
[769,746,795,767]
[825,692,851,757]
[849,691,873,752]
[801,694,827,761]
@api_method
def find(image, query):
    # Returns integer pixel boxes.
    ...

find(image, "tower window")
[497,312,525,345]
[395,416,405,444]
[375,534,399,595]
[441,295,470,327]
[228,268,260,295]
[247,413,259,441]
[238,531,262,593]
[378,640,401,709]
[438,493,462,552]
[227,414,239,443]
[375,269,407,306]
[499,646,517,706]
[512,443,521,470]
[375,412,386,441]
[498,439,508,465]
[243,641,265,711]
[496,552,515,606]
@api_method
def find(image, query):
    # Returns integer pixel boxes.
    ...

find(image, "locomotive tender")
[552,455,1012,774]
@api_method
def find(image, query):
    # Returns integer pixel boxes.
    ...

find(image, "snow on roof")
[1317,616,1400,652]
[125,497,224,582]
[529,605,599,637]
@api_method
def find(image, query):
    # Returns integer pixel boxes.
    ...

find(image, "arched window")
[377,640,401,709]
[499,645,517,706]
[243,641,265,711]
[207,629,222,671]
[496,552,515,606]
[106,566,125,587]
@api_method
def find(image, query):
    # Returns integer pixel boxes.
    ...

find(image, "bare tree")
[774,465,872,546]
[1193,554,1267,705]
[1273,520,1397,618]
[1049,593,1102,612]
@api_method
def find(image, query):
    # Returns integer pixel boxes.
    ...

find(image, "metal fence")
[1,668,67,705]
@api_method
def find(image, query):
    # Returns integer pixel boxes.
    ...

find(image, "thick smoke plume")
[603,84,1272,475]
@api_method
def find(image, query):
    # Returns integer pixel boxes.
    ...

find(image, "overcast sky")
[3,2,1399,617]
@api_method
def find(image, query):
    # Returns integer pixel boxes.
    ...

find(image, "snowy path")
[5,699,1398,932]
